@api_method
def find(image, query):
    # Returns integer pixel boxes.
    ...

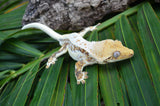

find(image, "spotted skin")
[22,23,134,84]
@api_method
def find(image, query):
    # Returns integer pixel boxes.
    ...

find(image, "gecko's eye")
[113,51,120,58]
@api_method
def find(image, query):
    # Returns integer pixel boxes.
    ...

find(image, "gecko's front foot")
[75,71,88,84]
[46,57,57,68]
[89,23,101,31]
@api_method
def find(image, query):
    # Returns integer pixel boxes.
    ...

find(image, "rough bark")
[22,0,137,31]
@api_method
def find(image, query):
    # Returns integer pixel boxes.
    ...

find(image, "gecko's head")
[104,40,134,63]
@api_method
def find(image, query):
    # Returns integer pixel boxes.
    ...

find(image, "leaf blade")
[116,15,159,105]
[30,57,64,106]
[2,39,43,57]
[0,3,27,30]
[50,61,69,106]
[137,3,160,102]
[12,63,40,106]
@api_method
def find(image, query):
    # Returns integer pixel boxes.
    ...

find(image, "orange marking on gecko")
[76,39,80,42]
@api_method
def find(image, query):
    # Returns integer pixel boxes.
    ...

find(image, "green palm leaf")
[0,1,160,106]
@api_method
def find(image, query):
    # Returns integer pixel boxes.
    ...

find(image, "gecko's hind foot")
[76,71,88,84]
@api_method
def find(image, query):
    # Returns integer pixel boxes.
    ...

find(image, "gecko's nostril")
[130,52,134,57]
[129,50,134,58]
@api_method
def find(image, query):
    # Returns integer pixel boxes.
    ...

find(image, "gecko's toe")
[77,81,80,85]
[77,79,86,84]
[46,64,51,68]
[46,62,51,69]
[81,80,85,84]
[46,65,49,69]
[97,23,101,26]
[84,75,88,79]
[92,23,101,30]
[51,58,57,64]
[84,72,88,79]
[84,72,88,75]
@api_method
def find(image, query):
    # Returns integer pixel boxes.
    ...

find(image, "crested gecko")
[22,23,134,84]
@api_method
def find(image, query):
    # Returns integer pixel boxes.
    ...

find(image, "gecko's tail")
[22,23,63,40]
